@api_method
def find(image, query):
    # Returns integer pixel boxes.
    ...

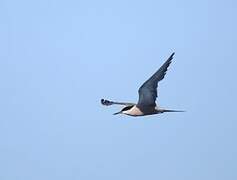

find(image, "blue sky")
[1,0,237,179]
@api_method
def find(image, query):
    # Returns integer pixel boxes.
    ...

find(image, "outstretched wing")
[137,53,174,108]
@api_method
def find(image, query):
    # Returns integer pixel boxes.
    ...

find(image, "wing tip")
[170,52,175,59]
[166,52,175,65]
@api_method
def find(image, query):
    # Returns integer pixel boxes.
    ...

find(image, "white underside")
[122,106,165,116]
[122,106,144,116]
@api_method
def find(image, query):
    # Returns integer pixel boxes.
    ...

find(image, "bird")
[101,52,184,116]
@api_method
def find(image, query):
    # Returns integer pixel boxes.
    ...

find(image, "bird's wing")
[101,99,135,106]
[137,53,174,108]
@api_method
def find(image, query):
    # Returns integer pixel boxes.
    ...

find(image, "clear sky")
[1,0,237,179]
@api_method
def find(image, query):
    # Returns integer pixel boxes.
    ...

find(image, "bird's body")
[121,105,145,116]
[101,52,184,116]
[120,105,161,116]
[116,105,183,116]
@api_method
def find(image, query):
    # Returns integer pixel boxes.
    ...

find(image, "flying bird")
[101,52,184,116]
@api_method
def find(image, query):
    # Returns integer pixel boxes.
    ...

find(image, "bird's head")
[113,105,134,115]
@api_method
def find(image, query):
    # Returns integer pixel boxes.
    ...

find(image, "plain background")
[1,0,237,179]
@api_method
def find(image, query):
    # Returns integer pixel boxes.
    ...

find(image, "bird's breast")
[124,106,144,116]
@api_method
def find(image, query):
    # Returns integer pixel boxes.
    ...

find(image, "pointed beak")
[113,111,122,115]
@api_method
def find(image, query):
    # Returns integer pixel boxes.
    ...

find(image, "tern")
[101,52,184,116]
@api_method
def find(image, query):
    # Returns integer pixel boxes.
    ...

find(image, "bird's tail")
[101,99,135,106]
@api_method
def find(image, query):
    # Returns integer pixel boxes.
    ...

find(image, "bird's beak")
[113,111,122,115]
